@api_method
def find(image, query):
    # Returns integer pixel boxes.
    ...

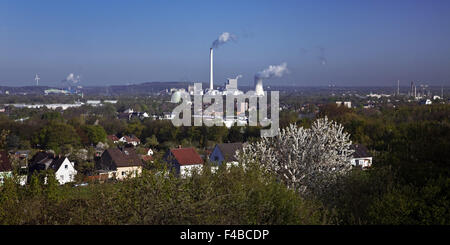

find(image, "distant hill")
[0,82,194,96]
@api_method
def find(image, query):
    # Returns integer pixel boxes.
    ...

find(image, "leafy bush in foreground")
[0,165,327,225]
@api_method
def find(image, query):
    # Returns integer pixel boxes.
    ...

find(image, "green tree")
[126,122,145,138]
[82,125,107,145]
[34,122,81,153]
[0,129,9,150]
[41,111,63,122]
[145,135,159,148]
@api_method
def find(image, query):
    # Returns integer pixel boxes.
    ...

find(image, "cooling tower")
[255,78,264,96]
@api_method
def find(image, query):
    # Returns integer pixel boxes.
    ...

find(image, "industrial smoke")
[65,73,80,84]
[318,47,327,66]
[209,32,236,90]
[254,62,288,96]
[211,32,236,49]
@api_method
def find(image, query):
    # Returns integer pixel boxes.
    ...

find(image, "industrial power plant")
[203,32,288,96]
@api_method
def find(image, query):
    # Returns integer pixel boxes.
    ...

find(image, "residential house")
[118,108,150,121]
[95,142,108,157]
[164,147,204,177]
[29,152,77,185]
[118,113,132,120]
[130,112,150,120]
[209,143,243,172]
[97,147,143,180]
[107,135,120,144]
[51,157,78,185]
[209,143,243,166]
[143,148,154,156]
[336,101,352,108]
[119,135,141,146]
[141,155,153,163]
[12,150,30,169]
[123,108,134,114]
[0,151,13,184]
[350,144,372,168]
[162,112,175,120]
[139,148,154,164]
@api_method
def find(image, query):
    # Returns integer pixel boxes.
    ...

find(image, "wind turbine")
[34,74,40,86]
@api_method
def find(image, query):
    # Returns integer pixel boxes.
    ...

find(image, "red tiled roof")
[123,135,140,143]
[141,155,153,162]
[108,135,119,141]
[170,147,203,166]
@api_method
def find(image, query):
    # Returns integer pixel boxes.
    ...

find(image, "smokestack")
[209,32,236,91]
[210,48,214,90]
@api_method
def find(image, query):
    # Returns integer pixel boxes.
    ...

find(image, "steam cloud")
[318,47,327,65]
[211,32,236,49]
[254,62,288,95]
[64,73,80,84]
[255,62,289,80]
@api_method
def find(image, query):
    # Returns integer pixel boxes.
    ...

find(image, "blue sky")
[1,0,450,87]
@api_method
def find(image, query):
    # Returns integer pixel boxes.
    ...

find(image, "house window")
[60,175,64,180]
[214,156,219,161]
[355,160,359,166]
[65,165,68,169]
[122,171,126,176]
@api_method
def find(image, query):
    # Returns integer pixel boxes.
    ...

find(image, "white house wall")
[350,157,372,168]
[116,166,142,180]
[55,158,77,185]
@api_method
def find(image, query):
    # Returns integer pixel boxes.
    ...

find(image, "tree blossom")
[236,117,354,196]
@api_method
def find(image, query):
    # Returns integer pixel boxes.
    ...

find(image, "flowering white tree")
[236,117,354,196]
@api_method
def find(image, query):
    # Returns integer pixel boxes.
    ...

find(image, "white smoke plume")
[211,32,236,49]
[235,74,243,80]
[318,47,327,65]
[255,62,289,80]
[254,62,288,96]
[64,73,80,84]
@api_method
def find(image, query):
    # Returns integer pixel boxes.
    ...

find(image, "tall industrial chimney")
[210,48,214,90]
